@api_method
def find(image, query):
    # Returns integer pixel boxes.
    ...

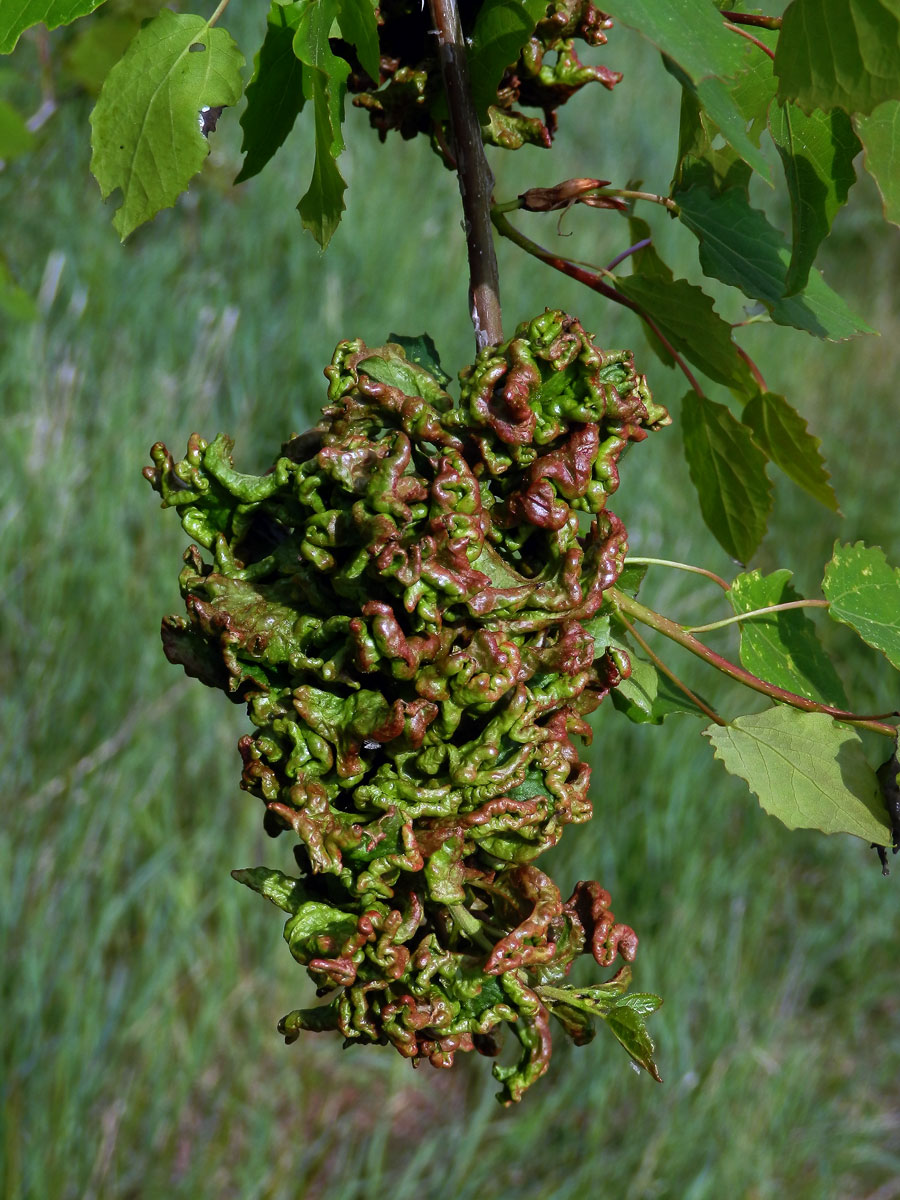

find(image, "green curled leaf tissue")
[145,311,668,1102]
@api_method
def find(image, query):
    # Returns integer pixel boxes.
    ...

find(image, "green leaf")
[775,0,900,116]
[358,348,448,398]
[236,1,306,184]
[615,270,755,393]
[681,391,772,563]
[89,10,244,240]
[676,185,874,340]
[468,0,549,117]
[855,99,900,226]
[0,99,34,161]
[292,0,351,247]
[671,86,753,194]
[385,332,452,386]
[604,0,770,178]
[600,1005,663,1082]
[297,71,348,247]
[615,562,649,597]
[768,103,861,294]
[609,640,709,724]
[231,866,308,913]
[823,541,900,670]
[336,0,380,84]
[705,708,891,844]
[741,390,839,511]
[0,0,108,53]
[729,569,849,707]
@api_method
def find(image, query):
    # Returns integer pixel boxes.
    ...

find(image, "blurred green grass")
[2,19,900,1200]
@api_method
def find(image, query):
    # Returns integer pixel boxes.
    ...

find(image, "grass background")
[2,13,900,1199]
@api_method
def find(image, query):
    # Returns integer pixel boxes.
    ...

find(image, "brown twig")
[610,588,900,738]
[428,0,502,351]
[492,210,706,396]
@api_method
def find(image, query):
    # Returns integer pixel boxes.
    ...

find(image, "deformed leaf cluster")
[145,311,668,1101]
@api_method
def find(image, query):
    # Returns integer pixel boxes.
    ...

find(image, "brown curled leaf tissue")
[144,310,669,1102]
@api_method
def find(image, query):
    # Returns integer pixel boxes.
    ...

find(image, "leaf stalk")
[608,587,898,737]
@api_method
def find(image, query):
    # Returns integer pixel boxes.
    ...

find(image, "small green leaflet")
[468,0,549,117]
[232,866,308,914]
[775,0,900,116]
[385,332,452,386]
[768,103,860,295]
[741,391,838,512]
[609,636,709,724]
[729,569,848,708]
[681,391,772,564]
[89,10,244,240]
[603,0,770,179]
[705,708,891,845]
[661,53,771,182]
[601,1006,663,1082]
[615,274,754,394]
[336,0,380,84]
[823,541,900,670]
[617,218,753,392]
[237,2,307,184]
[856,100,900,227]
[0,0,108,53]
[292,0,351,247]
[675,185,873,340]
[615,562,649,598]
[671,86,752,195]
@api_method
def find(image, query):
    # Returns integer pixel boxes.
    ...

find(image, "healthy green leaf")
[89,10,244,240]
[823,541,900,669]
[681,391,772,563]
[336,0,381,85]
[601,0,747,86]
[467,0,549,116]
[615,270,755,393]
[236,1,306,184]
[741,390,839,511]
[615,562,649,597]
[300,139,347,249]
[292,0,350,246]
[601,1005,663,1082]
[609,635,710,724]
[676,185,874,340]
[664,57,773,182]
[0,0,108,53]
[385,332,452,386]
[855,99,900,226]
[232,866,308,913]
[775,0,900,116]
[729,569,848,707]
[604,0,769,177]
[705,708,891,844]
[768,103,860,294]
[671,85,752,194]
